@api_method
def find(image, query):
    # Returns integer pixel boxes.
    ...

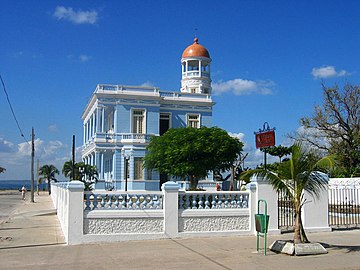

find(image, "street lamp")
[124,156,129,192]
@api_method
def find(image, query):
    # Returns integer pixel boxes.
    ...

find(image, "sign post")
[254,122,276,170]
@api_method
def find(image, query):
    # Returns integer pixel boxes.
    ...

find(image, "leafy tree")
[240,143,334,244]
[144,127,244,189]
[62,160,98,191]
[39,164,60,195]
[297,83,360,176]
[261,145,292,162]
[0,167,5,173]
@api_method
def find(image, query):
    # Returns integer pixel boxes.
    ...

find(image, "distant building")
[82,38,214,190]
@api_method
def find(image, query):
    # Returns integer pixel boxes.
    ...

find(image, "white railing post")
[66,181,85,245]
[250,176,281,234]
[302,179,331,232]
[162,181,180,237]
[249,183,257,235]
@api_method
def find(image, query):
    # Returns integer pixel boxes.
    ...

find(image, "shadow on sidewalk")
[320,242,360,253]
[0,242,65,250]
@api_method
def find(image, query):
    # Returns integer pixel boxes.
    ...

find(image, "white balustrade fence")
[179,191,249,209]
[51,180,262,245]
[51,177,331,245]
[84,191,163,210]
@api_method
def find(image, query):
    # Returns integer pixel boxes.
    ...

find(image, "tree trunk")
[47,178,51,195]
[189,175,198,190]
[293,205,302,244]
[298,207,310,243]
[229,166,235,191]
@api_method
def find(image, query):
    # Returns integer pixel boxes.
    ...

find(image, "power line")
[0,74,29,144]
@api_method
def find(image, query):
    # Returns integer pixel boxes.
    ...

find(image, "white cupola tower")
[181,38,212,94]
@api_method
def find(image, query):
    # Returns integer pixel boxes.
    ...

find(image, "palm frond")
[314,155,335,172]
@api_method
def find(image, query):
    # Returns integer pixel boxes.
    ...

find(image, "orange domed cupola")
[182,38,210,58]
[180,38,212,95]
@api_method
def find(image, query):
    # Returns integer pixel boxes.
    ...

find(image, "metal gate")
[277,190,295,231]
[329,179,360,229]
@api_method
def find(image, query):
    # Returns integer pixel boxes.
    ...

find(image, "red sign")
[255,130,275,149]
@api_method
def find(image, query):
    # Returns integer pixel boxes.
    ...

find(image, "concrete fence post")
[66,181,85,245]
[250,176,281,235]
[162,181,180,238]
[50,181,58,209]
[249,183,258,235]
[302,181,331,232]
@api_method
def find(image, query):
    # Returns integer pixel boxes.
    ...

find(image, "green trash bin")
[256,200,269,255]
[255,214,269,233]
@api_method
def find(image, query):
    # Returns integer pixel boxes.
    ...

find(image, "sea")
[0,180,47,191]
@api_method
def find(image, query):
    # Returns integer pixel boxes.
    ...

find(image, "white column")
[94,152,100,169]
[198,60,202,77]
[129,155,134,181]
[113,106,117,133]
[162,181,180,237]
[100,152,104,180]
[92,113,95,137]
[66,181,85,245]
[83,124,86,144]
[249,176,281,235]
[302,184,331,232]
[96,108,100,132]
[101,108,105,132]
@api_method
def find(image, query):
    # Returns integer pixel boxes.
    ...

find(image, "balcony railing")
[94,84,212,101]
[182,71,210,78]
[93,132,154,143]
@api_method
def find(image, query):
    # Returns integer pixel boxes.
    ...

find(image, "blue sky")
[1,0,360,180]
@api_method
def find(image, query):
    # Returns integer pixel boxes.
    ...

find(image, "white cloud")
[48,124,58,133]
[53,6,98,25]
[79,54,91,62]
[0,138,16,153]
[212,78,274,96]
[67,54,92,62]
[311,65,348,79]
[140,81,155,88]
[228,132,245,141]
[0,138,69,180]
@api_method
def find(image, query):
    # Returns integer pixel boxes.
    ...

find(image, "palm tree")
[39,164,60,195]
[240,143,333,244]
[77,162,98,191]
[62,160,78,180]
[62,161,98,191]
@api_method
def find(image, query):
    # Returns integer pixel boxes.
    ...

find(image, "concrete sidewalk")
[0,192,360,270]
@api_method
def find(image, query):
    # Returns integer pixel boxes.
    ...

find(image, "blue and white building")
[82,38,214,190]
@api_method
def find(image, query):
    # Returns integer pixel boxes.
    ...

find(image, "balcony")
[182,71,210,78]
[92,132,155,144]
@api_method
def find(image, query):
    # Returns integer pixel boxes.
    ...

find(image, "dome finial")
[194,37,199,44]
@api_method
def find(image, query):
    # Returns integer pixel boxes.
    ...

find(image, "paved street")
[0,192,359,270]
[0,191,24,225]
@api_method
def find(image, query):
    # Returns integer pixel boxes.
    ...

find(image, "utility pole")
[30,127,35,203]
[72,135,75,180]
[36,159,39,195]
